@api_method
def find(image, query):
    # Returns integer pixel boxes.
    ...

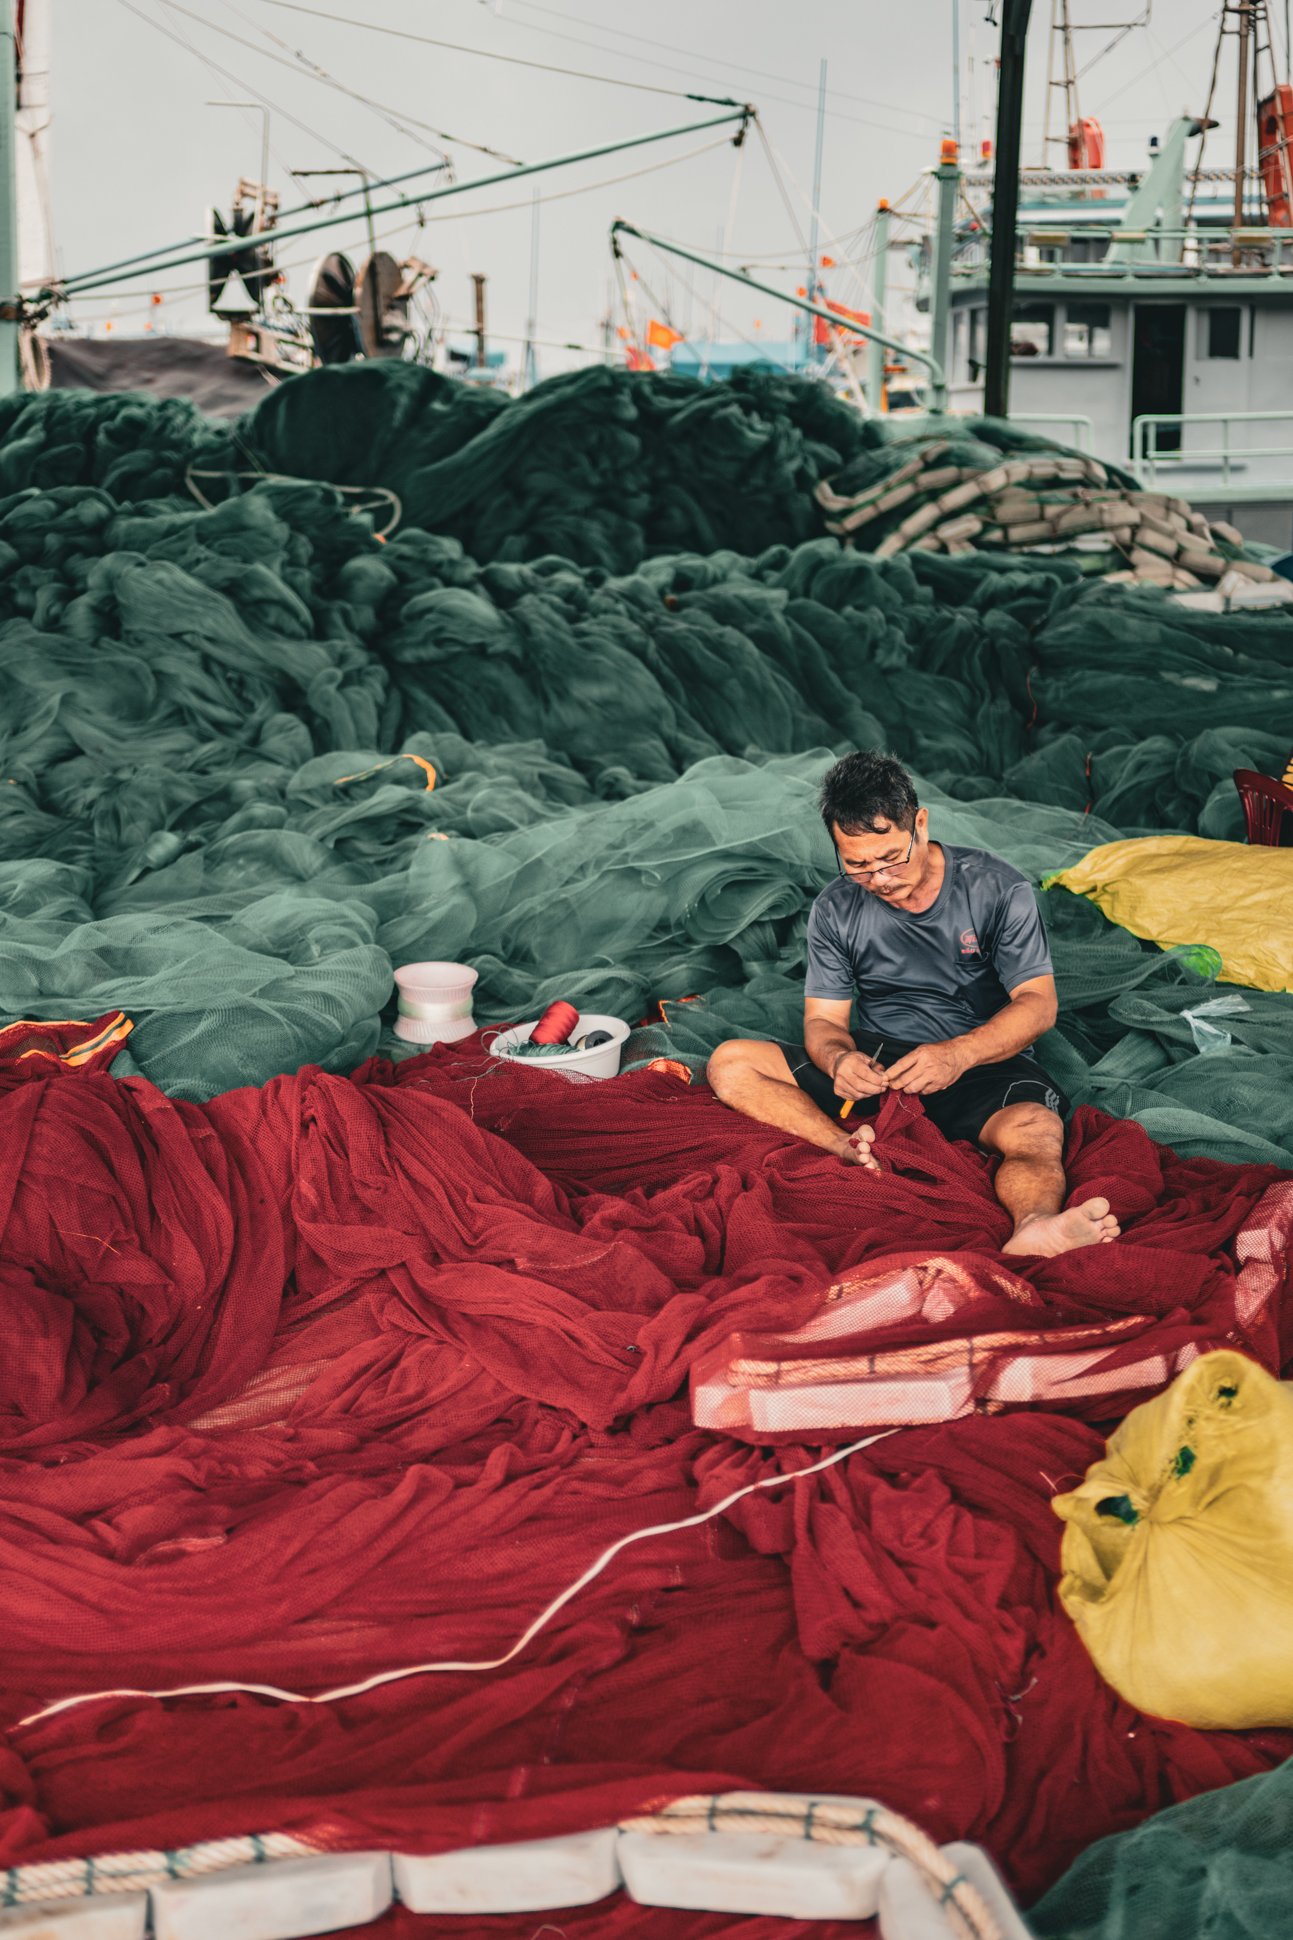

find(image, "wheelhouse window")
[1064,302,1112,357]
[1010,303,1054,357]
[1206,307,1242,358]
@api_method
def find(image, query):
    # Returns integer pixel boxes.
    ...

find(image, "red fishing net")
[1,1024,1291,1928]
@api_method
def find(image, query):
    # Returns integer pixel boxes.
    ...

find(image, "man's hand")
[884,1039,969,1095]
[831,1048,889,1100]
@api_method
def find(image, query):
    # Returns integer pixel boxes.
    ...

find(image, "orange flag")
[814,299,872,347]
[646,318,683,350]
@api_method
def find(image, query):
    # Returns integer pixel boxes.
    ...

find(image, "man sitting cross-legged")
[707,751,1119,1258]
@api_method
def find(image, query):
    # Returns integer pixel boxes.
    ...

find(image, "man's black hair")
[819,750,918,837]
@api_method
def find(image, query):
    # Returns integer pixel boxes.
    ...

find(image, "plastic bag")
[1047,836,1293,993]
[1052,1349,1293,1729]
[1181,992,1252,1054]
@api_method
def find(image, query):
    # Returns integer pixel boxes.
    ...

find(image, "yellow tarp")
[1049,834,1293,993]
[1053,1351,1293,1729]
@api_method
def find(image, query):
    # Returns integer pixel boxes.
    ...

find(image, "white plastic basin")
[492,1012,630,1080]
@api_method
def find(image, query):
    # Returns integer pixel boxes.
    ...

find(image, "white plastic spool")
[393,961,478,1045]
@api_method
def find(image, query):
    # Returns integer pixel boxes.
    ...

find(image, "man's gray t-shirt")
[804,844,1053,1049]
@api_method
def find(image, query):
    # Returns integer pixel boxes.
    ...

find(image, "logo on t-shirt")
[958,928,982,959]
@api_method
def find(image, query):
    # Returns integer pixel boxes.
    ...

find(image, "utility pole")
[808,57,827,362]
[0,13,17,395]
[930,139,959,414]
[472,273,486,368]
[869,198,889,412]
[984,0,1033,420]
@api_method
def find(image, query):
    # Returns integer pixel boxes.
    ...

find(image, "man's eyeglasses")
[836,825,916,883]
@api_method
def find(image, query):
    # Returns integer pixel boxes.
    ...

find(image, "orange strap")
[335,754,436,792]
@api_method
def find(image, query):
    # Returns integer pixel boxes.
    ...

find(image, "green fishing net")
[1029,1754,1293,1939]
[0,361,1289,1160]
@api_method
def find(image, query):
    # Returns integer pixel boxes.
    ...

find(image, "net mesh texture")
[0,363,1290,1938]
[0,363,1288,1164]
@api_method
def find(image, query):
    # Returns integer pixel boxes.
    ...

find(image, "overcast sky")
[52,0,1244,371]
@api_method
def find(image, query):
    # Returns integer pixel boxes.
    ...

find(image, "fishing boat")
[940,1,1293,546]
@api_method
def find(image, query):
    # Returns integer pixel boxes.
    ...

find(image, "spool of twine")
[530,1000,579,1045]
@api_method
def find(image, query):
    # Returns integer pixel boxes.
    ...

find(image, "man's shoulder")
[944,844,1032,901]
[811,874,864,926]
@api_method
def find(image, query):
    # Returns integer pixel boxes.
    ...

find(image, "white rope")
[13,1432,896,1733]
[0,1834,315,1908]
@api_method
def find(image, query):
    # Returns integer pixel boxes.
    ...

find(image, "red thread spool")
[529,999,580,1046]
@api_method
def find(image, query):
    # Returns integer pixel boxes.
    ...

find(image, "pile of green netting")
[1030,1752,1293,1938]
[0,359,1292,1170]
[0,361,881,572]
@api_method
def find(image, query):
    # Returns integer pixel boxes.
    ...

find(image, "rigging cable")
[258,0,743,105]
[55,107,750,295]
[505,0,948,130]
[620,233,797,377]
[197,0,517,165]
[63,134,735,337]
[114,0,368,173]
[181,0,452,163]
[344,0,945,142]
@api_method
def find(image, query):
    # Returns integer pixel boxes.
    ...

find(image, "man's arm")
[804,996,890,1100]
[883,975,1058,1096]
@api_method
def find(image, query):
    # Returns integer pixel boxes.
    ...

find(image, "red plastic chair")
[1233,767,1293,845]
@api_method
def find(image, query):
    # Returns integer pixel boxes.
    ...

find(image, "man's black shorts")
[772,1029,1071,1148]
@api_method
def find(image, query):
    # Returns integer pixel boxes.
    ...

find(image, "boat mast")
[807,58,827,364]
[14,0,50,298]
[1042,0,1081,165]
[1235,0,1254,247]
[0,4,18,393]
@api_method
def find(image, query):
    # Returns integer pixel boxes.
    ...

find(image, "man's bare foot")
[835,1123,880,1174]
[1002,1196,1120,1257]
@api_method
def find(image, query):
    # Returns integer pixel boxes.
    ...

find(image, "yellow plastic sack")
[1048,835,1293,993]
[1053,1350,1293,1729]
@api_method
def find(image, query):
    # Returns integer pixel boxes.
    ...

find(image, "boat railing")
[1132,411,1293,500]
[1009,413,1095,451]
[953,226,1293,279]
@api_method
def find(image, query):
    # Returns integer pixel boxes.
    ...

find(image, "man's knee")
[980,1100,1064,1157]
[706,1036,787,1101]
